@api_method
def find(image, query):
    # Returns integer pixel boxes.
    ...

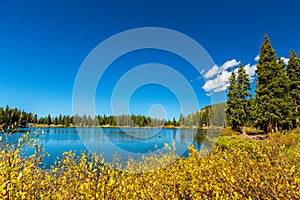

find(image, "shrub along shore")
[0,128,299,199]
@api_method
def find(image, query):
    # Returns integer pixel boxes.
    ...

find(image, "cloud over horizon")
[202,58,257,95]
[204,59,240,79]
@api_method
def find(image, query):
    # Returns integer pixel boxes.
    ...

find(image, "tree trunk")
[242,120,247,135]
[242,126,246,135]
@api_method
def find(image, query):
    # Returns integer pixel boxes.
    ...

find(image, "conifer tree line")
[226,34,300,133]
[0,103,225,128]
[0,105,38,128]
[0,106,180,128]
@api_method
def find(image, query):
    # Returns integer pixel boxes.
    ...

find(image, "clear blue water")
[0,127,207,168]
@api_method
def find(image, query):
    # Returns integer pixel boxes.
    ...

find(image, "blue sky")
[0,0,299,119]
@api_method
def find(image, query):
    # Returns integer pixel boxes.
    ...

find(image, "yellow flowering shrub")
[0,130,299,199]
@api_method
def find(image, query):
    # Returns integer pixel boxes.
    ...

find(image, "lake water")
[1,127,207,168]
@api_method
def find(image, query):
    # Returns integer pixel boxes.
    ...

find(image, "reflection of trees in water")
[178,129,208,148]
[200,128,221,156]
[191,129,207,150]
[180,129,185,144]
[173,129,176,139]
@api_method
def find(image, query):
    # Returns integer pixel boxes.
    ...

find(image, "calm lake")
[2,127,207,168]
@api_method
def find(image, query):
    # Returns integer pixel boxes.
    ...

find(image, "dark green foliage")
[237,64,251,133]
[287,50,300,128]
[0,106,36,129]
[0,106,181,128]
[225,35,297,133]
[46,114,52,125]
[226,64,251,133]
[247,98,257,128]
[74,114,159,127]
[255,34,292,133]
[226,68,240,131]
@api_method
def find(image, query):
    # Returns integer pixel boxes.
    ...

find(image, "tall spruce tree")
[237,64,251,134]
[287,50,300,128]
[255,34,292,133]
[226,67,240,131]
[275,59,293,129]
[247,97,257,128]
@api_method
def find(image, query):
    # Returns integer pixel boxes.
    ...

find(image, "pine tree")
[247,98,257,128]
[46,114,52,126]
[287,50,300,128]
[255,34,292,133]
[237,64,251,134]
[274,59,292,130]
[226,67,240,131]
[179,113,184,127]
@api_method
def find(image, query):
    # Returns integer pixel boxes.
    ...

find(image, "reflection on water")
[1,128,208,168]
[194,129,207,147]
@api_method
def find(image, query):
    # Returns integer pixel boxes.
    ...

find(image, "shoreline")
[27,124,211,130]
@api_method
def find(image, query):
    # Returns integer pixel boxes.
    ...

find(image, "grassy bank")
[0,129,299,199]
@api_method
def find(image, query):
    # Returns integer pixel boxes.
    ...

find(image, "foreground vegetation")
[0,129,299,199]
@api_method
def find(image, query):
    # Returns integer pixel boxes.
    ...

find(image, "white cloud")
[220,59,240,71]
[204,59,240,79]
[202,61,257,94]
[254,55,260,61]
[204,65,219,78]
[244,64,257,81]
[214,84,229,93]
[280,57,289,65]
[202,71,231,93]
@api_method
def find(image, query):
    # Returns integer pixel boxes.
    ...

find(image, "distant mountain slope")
[181,102,226,128]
